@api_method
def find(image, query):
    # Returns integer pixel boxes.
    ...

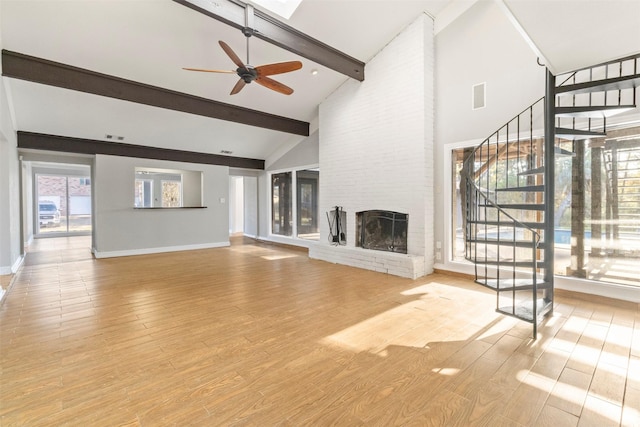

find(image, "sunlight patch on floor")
[320,281,509,357]
[261,254,299,261]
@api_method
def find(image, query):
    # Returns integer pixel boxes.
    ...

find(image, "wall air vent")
[472,82,486,110]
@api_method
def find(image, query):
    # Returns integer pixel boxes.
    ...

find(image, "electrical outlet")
[436,241,442,249]
[436,251,442,261]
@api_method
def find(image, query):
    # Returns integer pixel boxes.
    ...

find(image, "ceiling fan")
[183,38,302,96]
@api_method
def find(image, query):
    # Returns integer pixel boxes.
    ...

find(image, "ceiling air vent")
[220,150,233,154]
[472,82,486,110]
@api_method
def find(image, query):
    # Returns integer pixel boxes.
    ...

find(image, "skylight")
[249,0,303,20]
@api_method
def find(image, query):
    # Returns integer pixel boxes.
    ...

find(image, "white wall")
[268,131,319,171]
[313,14,434,277]
[93,154,229,257]
[433,0,545,268]
[0,79,22,275]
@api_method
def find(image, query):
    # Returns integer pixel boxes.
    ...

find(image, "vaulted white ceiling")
[2,0,638,164]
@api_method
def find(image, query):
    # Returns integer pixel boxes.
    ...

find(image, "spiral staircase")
[463,53,640,338]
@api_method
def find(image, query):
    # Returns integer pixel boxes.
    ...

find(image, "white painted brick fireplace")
[309,14,434,279]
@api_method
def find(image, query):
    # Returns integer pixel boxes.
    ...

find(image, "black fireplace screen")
[356,210,408,254]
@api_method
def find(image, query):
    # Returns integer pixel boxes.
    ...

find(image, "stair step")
[468,220,546,229]
[518,166,545,176]
[496,185,545,192]
[555,147,575,157]
[478,203,546,211]
[477,278,552,292]
[556,74,640,95]
[555,127,607,140]
[467,239,539,248]
[497,298,553,323]
[555,105,636,118]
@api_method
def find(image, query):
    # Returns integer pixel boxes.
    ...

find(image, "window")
[272,172,292,236]
[450,125,640,288]
[271,169,320,240]
[296,169,319,240]
[161,180,182,207]
[135,179,153,208]
[553,129,640,287]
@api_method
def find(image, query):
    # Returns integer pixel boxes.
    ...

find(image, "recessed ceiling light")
[311,69,318,76]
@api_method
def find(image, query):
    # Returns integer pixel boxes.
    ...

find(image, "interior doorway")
[229,175,259,238]
[229,176,245,235]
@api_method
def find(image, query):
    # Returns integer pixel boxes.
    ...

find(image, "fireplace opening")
[356,210,408,254]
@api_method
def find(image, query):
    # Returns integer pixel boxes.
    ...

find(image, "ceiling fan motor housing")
[238,65,258,83]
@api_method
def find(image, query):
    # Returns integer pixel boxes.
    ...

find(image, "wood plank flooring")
[1,235,639,426]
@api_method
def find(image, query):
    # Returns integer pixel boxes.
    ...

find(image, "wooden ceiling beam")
[2,50,309,137]
[173,0,365,81]
[17,131,265,170]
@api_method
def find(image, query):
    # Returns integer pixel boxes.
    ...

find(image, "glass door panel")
[68,177,92,233]
[36,174,92,235]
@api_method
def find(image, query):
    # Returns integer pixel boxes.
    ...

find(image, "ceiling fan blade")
[230,78,247,95]
[219,40,246,70]
[255,76,294,95]
[182,67,236,74]
[255,61,303,77]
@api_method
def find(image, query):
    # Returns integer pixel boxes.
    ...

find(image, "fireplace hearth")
[356,210,408,254]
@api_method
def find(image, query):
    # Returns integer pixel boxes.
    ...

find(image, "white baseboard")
[434,261,640,303]
[257,235,313,249]
[11,255,24,273]
[555,275,640,303]
[93,241,230,259]
[0,255,25,275]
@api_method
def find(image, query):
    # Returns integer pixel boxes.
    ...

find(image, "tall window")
[271,169,320,240]
[553,128,640,286]
[450,124,640,288]
[296,169,319,240]
[161,180,181,207]
[272,172,292,236]
[135,179,153,208]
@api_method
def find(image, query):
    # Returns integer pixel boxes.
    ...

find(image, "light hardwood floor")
[1,236,639,426]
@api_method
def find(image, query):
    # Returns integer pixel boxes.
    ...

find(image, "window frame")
[267,164,320,244]
[441,139,640,302]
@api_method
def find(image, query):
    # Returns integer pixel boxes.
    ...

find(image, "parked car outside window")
[39,202,61,227]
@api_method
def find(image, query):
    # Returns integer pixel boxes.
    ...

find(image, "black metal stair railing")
[555,53,639,139]
[463,97,552,338]
[463,53,640,339]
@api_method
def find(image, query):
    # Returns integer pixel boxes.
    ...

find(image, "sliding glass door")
[36,174,92,235]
